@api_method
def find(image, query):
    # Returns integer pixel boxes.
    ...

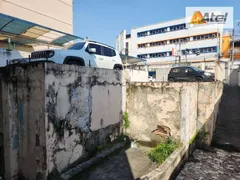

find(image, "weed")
[116,133,129,142]
[203,131,209,137]
[189,130,199,145]
[123,112,130,129]
[148,138,180,164]
[96,145,104,152]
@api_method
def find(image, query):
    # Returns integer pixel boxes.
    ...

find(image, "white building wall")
[117,18,223,64]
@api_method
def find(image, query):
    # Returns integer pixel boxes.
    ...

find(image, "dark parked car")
[168,66,214,82]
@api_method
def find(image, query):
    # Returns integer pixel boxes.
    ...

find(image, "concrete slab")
[71,146,158,180]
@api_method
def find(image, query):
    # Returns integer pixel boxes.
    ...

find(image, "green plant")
[203,131,209,137]
[123,112,130,129]
[189,130,199,145]
[96,145,104,152]
[148,138,180,164]
[116,133,129,142]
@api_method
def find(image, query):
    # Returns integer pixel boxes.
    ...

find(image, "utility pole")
[231,28,235,62]
[215,28,221,81]
[175,42,182,65]
[179,43,181,64]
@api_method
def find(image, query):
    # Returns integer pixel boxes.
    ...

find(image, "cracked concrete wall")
[0,73,3,177]
[126,82,223,145]
[180,83,198,144]
[197,82,223,147]
[44,63,122,176]
[0,63,122,180]
[0,64,46,180]
[126,82,182,142]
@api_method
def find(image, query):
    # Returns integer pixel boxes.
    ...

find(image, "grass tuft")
[148,138,180,164]
[123,112,130,129]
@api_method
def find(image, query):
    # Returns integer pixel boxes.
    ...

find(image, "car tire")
[113,64,123,70]
[168,78,174,82]
[196,77,203,82]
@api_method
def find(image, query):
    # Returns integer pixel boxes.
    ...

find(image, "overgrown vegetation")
[123,112,130,129]
[148,138,180,164]
[116,133,129,142]
[189,130,199,145]
[96,145,104,152]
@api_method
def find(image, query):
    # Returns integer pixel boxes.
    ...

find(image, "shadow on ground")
[176,85,240,179]
[212,85,240,151]
[71,145,157,180]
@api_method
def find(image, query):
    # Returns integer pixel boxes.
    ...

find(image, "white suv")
[10,41,123,70]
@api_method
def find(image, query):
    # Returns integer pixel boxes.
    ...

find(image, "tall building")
[0,0,73,34]
[116,18,226,71]
[0,0,77,66]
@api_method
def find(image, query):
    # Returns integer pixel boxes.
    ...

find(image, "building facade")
[0,0,74,66]
[0,0,73,34]
[116,18,226,71]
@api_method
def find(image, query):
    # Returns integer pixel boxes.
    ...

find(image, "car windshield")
[191,67,202,72]
[64,42,86,50]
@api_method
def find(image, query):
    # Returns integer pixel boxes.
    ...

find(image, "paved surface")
[176,86,240,180]
[213,86,240,149]
[72,146,157,180]
[72,86,240,180]
[176,149,240,180]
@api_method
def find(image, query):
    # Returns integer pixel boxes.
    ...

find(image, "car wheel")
[196,77,203,82]
[168,78,174,82]
[114,65,123,70]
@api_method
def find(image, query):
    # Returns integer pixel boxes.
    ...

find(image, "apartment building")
[116,18,225,70]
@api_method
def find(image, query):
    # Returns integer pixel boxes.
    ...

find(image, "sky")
[73,0,240,47]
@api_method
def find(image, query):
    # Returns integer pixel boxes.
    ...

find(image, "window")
[187,68,193,72]
[126,42,129,54]
[170,24,186,32]
[192,67,202,72]
[112,49,116,56]
[103,47,113,57]
[138,31,148,37]
[138,43,147,48]
[172,68,180,73]
[138,54,148,59]
[88,43,102,55]
[126,34,131,39]
[149,41,166,46]
[65,42,86,50]
[192,33,217,41]
[201,48,206,53]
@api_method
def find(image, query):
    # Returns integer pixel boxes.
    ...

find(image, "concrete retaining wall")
[0,63,122,180]
[126,81,223,145]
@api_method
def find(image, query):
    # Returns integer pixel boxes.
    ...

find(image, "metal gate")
[229,68,240,86]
